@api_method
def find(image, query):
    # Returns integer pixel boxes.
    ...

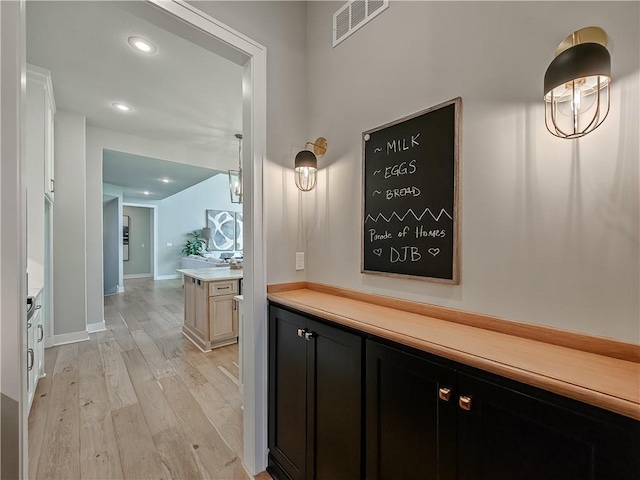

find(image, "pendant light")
[228,133,243,204]
[295,137,327,192]
[544,26,611,139]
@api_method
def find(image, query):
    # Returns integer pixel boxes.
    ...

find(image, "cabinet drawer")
[209,280,237,296]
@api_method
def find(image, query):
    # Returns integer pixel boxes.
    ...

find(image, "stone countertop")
[177,267,243,282]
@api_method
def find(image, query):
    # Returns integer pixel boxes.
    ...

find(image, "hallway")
[28,277,251,479]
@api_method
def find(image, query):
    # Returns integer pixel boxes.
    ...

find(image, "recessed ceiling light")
[112,102,132,112]
[143,191,150,195]
[160,178,170,183]
[128,36,156,54]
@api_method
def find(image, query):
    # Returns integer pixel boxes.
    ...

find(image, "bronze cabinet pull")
[459,396,472,411]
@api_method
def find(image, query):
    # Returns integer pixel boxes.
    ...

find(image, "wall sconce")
[228,133,243,203]
[295,137,327,191]
[544,26,611,139]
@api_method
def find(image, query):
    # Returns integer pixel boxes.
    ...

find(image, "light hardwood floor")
[29,277,265,480]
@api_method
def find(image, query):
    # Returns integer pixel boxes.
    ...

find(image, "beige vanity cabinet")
[182,274,239,351]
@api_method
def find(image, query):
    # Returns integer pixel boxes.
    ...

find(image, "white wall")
[53,110,88,338]
[304,1,640,343]
[103,183,124,292]
[188,1,309,284]
[126,173,241,277]
[103,198,119,294]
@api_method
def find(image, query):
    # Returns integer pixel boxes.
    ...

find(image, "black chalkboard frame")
[360,97,461,284]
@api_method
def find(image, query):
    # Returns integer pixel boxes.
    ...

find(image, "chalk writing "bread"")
[386,186,420,200]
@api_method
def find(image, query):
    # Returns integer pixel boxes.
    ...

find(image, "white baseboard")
[157,274,181,280]
[118,286,125,293]
[53,330,90,346]
[87,321,106,333]
[124,273,152,279]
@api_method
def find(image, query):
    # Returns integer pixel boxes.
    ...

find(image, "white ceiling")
[103,150,224,201]
[26,1,243,196]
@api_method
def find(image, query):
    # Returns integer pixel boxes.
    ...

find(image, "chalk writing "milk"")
[390,246,421,263]
[387,133,420,154]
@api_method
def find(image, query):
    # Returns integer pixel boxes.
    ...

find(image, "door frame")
[1,1,28,477]
[125,0,270,474]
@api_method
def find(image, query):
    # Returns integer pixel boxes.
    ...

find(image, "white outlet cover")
[295,252,304,270]
[166,242,172,247]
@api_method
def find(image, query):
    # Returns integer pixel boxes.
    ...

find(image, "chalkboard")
[361,97,461,283]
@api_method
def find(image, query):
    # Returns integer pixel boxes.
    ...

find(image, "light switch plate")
[295,252,305,271]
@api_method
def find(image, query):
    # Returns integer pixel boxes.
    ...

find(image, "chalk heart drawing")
[428,248,440,257]
[373,248,383,257]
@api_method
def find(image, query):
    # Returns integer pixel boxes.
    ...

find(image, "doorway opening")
[19,1,268,477]
[122,203,157,282]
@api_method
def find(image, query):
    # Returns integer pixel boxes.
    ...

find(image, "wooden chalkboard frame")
[361,97,461,284]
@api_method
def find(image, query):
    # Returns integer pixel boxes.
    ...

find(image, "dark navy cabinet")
[268,303,640,480]
[365,340,457,480]
[268,305,362,480]
[456,372,640,480]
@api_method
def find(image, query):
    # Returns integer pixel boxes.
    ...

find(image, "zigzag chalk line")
[365,207,453,223]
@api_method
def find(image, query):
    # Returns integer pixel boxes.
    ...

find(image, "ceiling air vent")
[333,0,389,48]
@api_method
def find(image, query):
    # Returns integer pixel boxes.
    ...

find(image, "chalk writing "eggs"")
[384,159,417,178]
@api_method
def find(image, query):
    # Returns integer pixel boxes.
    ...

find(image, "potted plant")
[182,230,206,256]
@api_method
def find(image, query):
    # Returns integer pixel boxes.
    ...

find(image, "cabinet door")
[307,319,362,480]
[183,277,196,329]
[457,373,640,480]
[209,294,236,342]
[366,340,457,480]
[268,306,308,480]
[193,279,208,338]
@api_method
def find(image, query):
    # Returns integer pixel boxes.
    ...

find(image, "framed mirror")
[123,215,130,261]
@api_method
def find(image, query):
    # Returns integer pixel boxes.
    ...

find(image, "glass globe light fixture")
[544,27,611,139]
[295,137,327,192]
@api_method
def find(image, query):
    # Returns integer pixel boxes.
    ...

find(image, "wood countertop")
[177,268,243,282]
[268,288,640,421]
